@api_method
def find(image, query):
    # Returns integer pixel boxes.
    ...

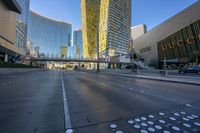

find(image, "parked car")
[179,66,200,74]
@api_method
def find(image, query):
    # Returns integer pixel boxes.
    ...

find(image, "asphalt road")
[0,70,65,133]
[0,70,200,133]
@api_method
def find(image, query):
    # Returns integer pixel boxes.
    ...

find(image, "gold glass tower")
[81,0,101,59]
[99,0,131,58]
[60,46,67,59]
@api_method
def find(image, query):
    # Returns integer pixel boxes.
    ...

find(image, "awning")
[0,45,19,57]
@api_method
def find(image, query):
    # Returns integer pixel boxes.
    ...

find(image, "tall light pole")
[131,48,134,72]
[130,39,134,72]
[164,56,168,76]
[77,45,81,68]
[97,31,100,72]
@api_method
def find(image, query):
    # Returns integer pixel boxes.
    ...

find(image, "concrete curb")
[99,72,200,86]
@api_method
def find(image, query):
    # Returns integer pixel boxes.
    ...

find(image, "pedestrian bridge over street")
[30,57,131,64]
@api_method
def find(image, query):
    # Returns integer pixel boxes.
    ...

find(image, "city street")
[0,70,200,133]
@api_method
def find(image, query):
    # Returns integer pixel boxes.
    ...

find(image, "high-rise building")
[73,29,83,59]
[34,46,39,58]
[81,0,101,59]
[0,0,22,62]
[28,11,72,58]
[99,0,132,58]
[16,0,30,54]
[67,46,75,58]
[60,46,67,59]
[131,24,147,40]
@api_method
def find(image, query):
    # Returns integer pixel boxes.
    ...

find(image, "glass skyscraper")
[73,29,83,59]
[67,46,75,59]
[81,0,132,59]
[99,0,132,58]
[16,0,30,54]
[81,0,100,59]
[60,46,67,59]
[28,11,72,58]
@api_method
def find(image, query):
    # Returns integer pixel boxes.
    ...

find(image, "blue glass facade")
[28,11,72,58]
[16,0,30,54]
[67,46,75,58]
[73,29,83,59]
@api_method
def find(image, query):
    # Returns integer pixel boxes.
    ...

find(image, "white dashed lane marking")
[61,72,72,132]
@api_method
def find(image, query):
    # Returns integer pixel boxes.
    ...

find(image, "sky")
[30,0,198,31]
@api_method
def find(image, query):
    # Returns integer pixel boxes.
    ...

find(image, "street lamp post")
[130,39,134,72]
[131,49,134,72]
[77,45,81,69]
[164,56,168,77]
[97,31,100,72]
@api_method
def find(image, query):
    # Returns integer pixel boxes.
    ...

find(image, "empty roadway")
[0,70,200,133]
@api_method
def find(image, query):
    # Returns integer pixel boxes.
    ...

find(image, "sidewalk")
[100,70,200,86]
[81,69,200,86]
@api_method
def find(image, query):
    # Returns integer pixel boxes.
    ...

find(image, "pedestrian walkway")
[100,70,200,86]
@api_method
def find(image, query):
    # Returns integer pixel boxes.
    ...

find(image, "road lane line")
[61,72,72,131]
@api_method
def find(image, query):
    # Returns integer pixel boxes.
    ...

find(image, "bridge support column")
[78,62,81,69]
[30,60,33,66]
[4,54,8,63]
[97,63,100,72]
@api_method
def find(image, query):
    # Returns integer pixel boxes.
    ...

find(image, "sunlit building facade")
[28,11,72,58]
[99,0,132,58]
[81,0,100,59]
[131,24,147,40]
[16,0,30,54]
[0,0,22,62]
[73,29,83,59]
[60,46,67,59]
